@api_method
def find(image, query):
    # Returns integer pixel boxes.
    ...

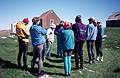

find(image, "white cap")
[88,17,95,20]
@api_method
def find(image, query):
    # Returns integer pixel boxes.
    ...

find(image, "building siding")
[106,20,120,27]
[39,10,60,29]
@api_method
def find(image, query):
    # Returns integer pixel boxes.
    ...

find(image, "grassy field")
[0,27,120,78]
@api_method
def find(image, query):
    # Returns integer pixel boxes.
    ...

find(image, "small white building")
[10,22,16,35]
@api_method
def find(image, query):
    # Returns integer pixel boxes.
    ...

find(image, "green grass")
[0,27,120,78]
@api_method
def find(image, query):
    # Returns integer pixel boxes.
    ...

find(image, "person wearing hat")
[72,15,87,69]
[46,21,56,58]
[61,21,75,76]
[45,20,56,58]
[95,21,104,62]
[86,17,97,64]
[29,17,47,75]
[16,18,29,69]
[54,21,64,58]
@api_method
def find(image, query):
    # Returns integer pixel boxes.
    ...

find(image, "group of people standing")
[15,15,104,76]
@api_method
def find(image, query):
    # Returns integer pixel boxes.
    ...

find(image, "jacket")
[72,22,86,42]
[47,28,55,43]
[30,25,47,46]
[96,25,104,40]
[16,22,29,42]
[61,29,75,50]
[86,24,97,40]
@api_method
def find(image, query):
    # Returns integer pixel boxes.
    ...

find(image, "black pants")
[74,41,85,69]
[87,40,95,62]
[17,39,28,67]
[95,39,103,57]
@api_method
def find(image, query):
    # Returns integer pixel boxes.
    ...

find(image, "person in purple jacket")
[72,15,87,69]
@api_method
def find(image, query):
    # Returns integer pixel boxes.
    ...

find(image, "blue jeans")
[46,40,52,58]
[87,40,95,62]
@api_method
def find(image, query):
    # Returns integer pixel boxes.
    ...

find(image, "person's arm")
[61,31,64,49]
[101,26,104,38]
[91,26,97,38]
[46,29,51,39]
[22,26,30,36]
[88,25,94,39]
[16,23,21,36]
[54,27,59,35]
[35,26,47,35]
[41,27,47,35]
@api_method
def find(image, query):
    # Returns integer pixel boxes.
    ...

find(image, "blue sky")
[0,0,120,30]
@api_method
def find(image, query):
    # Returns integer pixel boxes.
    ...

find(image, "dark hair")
[32,17,39,25]
[75,15,81,22]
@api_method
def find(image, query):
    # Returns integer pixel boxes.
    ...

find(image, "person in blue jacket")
[61,21,75,76]
[95,21,104,62]
[29,17,47,75]
[86,17,97,64]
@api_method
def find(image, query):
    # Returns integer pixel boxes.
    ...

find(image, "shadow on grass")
[43,62,63,69]
[42,70,65,76]
[51,53,59,58]
[0,58,64,77]
[0,58,17,69]
[46,57,63,63]
[113,68,120,73]
[0,57,31,72]
[29,68,65,77]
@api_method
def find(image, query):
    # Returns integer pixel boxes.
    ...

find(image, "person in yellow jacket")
[16,18,29,69]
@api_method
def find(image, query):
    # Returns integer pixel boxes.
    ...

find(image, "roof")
[39,10,59,19]
[107,12,120,20]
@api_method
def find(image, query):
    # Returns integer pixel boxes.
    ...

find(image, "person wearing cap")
[86,17,97,64]
[61,21,75,76]
[95,21,104,62]
[54,21,64,58]
[29,17,47,75]
[72,15,87,69]
[46,20,56,58]
[16,18,29,69]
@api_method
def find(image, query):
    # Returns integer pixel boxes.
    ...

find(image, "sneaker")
[100,56,103,62]
[96,56,100,61]
[89,61,92,64]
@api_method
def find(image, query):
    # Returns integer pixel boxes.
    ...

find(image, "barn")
[39,10,61,29]
[106,12,120,27]
[10,10,61,35]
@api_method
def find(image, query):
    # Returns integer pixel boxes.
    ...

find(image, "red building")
[39,10,61,29]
